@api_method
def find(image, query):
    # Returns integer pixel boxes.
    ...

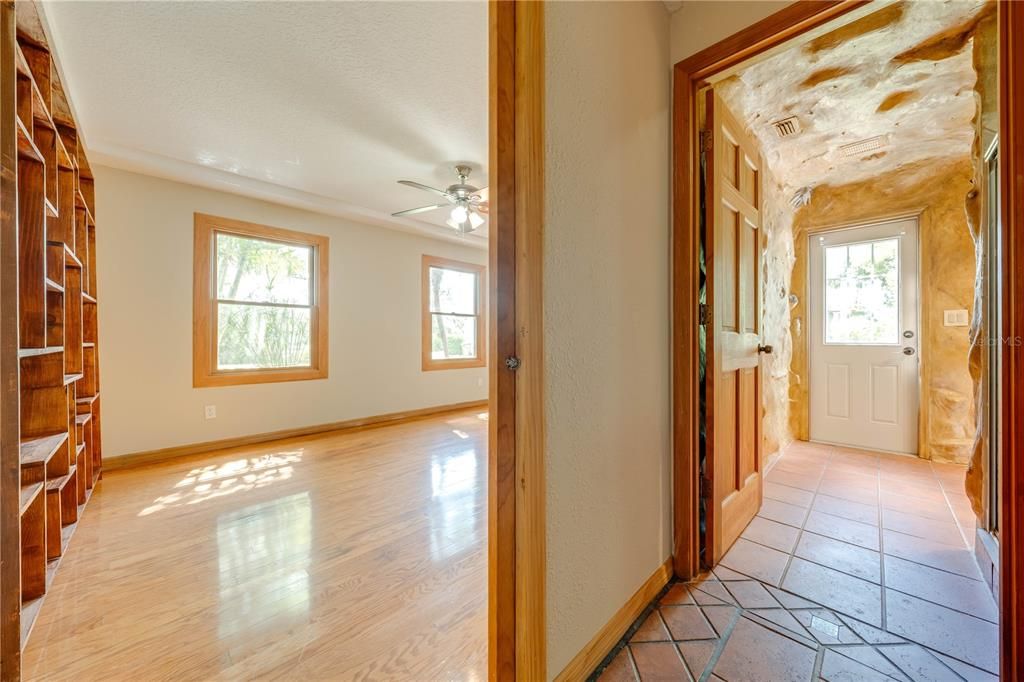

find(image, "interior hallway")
[599,443,997,681]
[20,409,488,681]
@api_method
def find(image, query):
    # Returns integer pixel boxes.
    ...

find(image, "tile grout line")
[927,459,975,552]
[876,452,888,634]
[775,443,835,590]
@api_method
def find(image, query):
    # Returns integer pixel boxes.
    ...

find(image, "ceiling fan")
[393,164,488,234]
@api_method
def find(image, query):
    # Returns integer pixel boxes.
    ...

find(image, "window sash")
[427,265,480,316]
[212,230,319,372]
[214,230,315,307]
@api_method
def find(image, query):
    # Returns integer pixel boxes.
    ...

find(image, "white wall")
[544,2,671,676]
[670,0,792,64]
[94,166,487,457]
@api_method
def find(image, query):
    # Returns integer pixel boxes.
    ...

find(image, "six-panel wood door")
[704,89,764,565]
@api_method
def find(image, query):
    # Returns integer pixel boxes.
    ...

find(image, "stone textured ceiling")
[717,0,992,195]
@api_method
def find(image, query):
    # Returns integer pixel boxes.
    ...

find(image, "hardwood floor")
[21,408,489,681]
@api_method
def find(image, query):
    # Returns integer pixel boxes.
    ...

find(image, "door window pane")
[216,233,312,305]
[824,238,899,344]
[218,303,312,369]
[432,314,478,359]
[428,266,477,314]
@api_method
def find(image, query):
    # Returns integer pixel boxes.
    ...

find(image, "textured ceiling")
[716,0,992,197]
[42,1,488,244]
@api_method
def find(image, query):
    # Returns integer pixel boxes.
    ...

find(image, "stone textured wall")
[787,159,977,463]
[760,174,796,460]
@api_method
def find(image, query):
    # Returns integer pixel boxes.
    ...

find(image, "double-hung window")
[193,213,329,386]
[422,255,486,371]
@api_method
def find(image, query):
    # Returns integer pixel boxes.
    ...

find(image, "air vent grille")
[839,135,887,157]
[771,116,801,138]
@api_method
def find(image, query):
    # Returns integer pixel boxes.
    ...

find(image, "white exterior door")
[809,218,919,454]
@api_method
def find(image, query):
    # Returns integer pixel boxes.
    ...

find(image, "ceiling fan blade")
[392,203,447,217]
[474,203,489,215]
[398,180,453,199]
[473,186,488,202]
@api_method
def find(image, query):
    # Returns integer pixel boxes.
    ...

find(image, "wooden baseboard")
[554,556,674,682]
[104,399,489,471]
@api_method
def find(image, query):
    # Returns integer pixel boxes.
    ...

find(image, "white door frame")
[805,212,923,455]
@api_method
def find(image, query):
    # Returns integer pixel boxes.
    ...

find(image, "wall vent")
[839,135,887,157]
[771,116,801,138]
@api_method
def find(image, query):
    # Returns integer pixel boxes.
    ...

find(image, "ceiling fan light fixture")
[451,204,469,223]
[469,211,484,229]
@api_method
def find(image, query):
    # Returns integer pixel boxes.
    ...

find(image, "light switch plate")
[944,309,969,327]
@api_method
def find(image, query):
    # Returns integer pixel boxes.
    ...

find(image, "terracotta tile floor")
[596,442,998,681]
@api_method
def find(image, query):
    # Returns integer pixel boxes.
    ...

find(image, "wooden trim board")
[999,3,1024,678]
[554,558,673,682]
[489,1,546,679]
[104,400,488,471]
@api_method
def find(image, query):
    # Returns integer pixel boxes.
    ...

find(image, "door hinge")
[700,130,713,153]
[505,356,521,371]
[699,303,711,326]
[700,476,712,499]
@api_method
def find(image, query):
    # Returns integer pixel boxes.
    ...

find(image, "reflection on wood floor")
[22,408,489,681]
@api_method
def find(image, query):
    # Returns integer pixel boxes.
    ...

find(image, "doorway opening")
[666,2,1023,680]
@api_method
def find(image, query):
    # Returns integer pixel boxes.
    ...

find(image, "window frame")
[421,254,486,371]
[193,213,329,387]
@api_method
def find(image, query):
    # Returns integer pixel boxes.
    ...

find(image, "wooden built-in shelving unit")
[1,2,103,673]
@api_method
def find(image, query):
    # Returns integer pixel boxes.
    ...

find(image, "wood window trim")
[421,254,487,372]
[193,213,329,388]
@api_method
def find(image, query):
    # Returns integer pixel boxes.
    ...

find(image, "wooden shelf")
[7,5,104,665]
[63,244,82,268]
[15,116,42,163]
[45,466,75,493]
[20,483,43,516]
[21,432,68,467]
[18,346,62,358]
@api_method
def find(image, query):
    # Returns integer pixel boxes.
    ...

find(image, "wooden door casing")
[705,89,764,565]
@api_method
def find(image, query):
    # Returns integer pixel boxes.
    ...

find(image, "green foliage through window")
[428,265,479,360]
[824,238,899,344]
[215,232,314,370]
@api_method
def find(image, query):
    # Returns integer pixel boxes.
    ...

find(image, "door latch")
[505,356,521,370]
[902,347,916,356]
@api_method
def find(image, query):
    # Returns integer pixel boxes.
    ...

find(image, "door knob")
[903,347,916,356]
[758,344,773,354]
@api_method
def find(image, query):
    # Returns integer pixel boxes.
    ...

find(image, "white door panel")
[809,218,919,454]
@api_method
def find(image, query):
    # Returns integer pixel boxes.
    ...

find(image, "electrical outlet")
[205,405,217,420]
